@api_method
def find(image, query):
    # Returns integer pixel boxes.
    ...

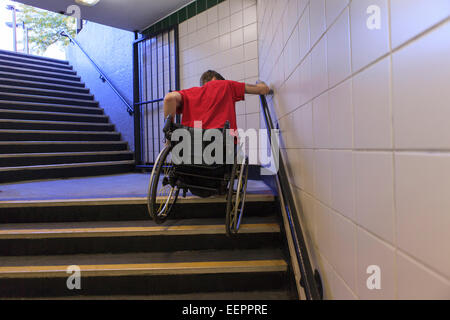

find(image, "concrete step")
[0,194,277,223]
[0,59,77,76]
[0,53,73,71]
[0,129,121,141]
[0,71,85,88]
[0,141,128,154]
[0,49,69,66]
[0,78,89,94]
[0,101,103,115]
[0,160,135,183]
[0,109,108,123]
[0,248,289,298]
[0,65,80,82]
[0,92,98,108]
[0,150,134,167]
[0,119,114,132]
[0,216,280,255]
[0,84,94,101]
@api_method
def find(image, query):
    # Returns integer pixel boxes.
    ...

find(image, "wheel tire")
[147,145,180,224]
[225,157,249,236]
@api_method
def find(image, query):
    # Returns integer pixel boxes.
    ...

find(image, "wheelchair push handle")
[163,115,174,141]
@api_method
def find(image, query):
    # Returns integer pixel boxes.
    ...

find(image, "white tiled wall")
[179,0,259,132]
[257,0,450,299]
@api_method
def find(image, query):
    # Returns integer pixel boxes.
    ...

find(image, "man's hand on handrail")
[245,81,272,95]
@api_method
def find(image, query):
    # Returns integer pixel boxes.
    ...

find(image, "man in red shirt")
[163,70,270,130]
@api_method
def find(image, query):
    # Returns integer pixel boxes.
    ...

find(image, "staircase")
[0,49,134,183]
[0,189,297,299]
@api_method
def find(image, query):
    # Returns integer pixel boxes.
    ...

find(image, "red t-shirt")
[177,80,245,130]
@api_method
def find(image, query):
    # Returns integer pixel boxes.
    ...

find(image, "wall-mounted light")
[75,0,100,7]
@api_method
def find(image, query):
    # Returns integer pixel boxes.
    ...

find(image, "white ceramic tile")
[397,251,450,300]
[284,26,300,78]
[309,0,326,45]
[332,271,358,300]
[245,94,260,114]
[231,29,244,48]
[219,33,231,51]
[244,59,258,78]
[218,17,231,35]
[298,5,311,60]
[314,149,332,206]
[283,0,300,44]
[314,199,334,260]
[298,54,312,105]
[243,5,257,26]
[187,16,197,33]
[357,227,396,299]
[395,153,450,279]
[393,21,450,149]
[179,21,188,37]
[331,150,355,221]
[354,152,394,243]
[243,0,256,9]
[197,11,207,29]
[230,11,244,31]
[313,92,331,148]
[329,79,353,149]
[390,0,450,48]
[326,8,351,87]
[298,189,316,243]
[353,57,392,149]
[326,0,349,26]
[350,0,390,72]
[311,36,328,98]
[246,112,260,129]
[218,0,231,19]
[331,210,357,291]
[230,0,243,14]
[244,41,258,61]
[207,6,219,24]
[243,23,258,43]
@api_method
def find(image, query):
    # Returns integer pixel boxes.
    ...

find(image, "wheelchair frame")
[147,116,249,236]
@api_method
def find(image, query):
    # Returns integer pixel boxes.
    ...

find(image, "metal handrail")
[60,30,134,115]
[259,94,322,300]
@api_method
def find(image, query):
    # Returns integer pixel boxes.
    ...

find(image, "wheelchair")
[147,115,249,236]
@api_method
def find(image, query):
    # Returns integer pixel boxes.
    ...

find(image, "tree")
[15,3,77,55]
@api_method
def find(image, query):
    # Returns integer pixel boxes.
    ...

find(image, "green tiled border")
[143,0,226,36]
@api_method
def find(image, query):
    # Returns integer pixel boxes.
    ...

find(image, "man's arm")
[163,91,182,118]
[245,81,271,95]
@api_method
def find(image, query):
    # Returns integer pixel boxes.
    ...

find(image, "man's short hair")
[200,70,225,86]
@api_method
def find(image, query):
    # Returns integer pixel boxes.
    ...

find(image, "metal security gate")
[133,26,179,168]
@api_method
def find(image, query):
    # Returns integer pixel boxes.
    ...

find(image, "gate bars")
[133,25,180,168]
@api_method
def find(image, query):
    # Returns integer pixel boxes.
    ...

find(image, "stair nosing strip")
[0,119,112,127]
[0,194,275,208]
[0,160,134,172]
[0,101,103,112]
[0,260,288,279]
[0,59,76,75]
[0,129,119,134]
[0,54,73,69]
[0,65,80,79]
[0,92,98,104]
[0,50,69,64]
[0,78,88,93]
[0,223,281,239]
[0,150,133,158]
[0,72,84,87]
[0,84,93,99]
[0,109,107,119]
[0,141,126,145]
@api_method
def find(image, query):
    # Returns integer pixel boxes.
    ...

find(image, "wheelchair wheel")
[225,157,249,236]
[147,145,180,224]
